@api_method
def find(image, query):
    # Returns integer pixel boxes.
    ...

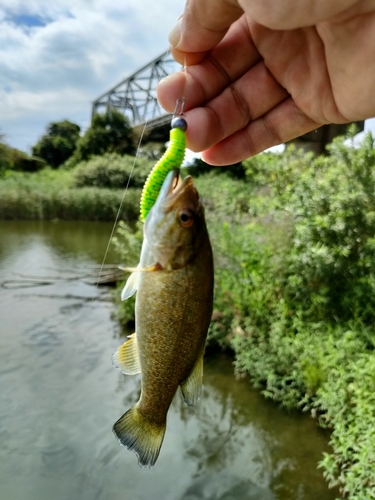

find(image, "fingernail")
[168,18,182,47]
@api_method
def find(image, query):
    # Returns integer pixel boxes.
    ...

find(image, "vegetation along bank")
[0,110,145,221]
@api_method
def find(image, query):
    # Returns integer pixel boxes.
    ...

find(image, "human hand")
[157,0,375,165]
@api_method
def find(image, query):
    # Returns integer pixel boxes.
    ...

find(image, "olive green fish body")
[113,171,214,467]
[136,235,213,422]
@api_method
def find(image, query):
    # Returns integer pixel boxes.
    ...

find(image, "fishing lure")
[139,98,187,222]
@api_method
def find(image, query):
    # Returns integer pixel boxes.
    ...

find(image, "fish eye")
[179,209,194,227]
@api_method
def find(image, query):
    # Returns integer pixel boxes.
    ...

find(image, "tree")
[73,108,135,164]
[32,120,80,168]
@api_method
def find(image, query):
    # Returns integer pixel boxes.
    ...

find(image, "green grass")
[0,167,140,221]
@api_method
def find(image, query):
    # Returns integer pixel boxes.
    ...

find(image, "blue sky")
[7,14,50,28]
[1,0,374,153]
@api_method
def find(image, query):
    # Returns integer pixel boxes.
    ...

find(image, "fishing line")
[96,123,148,288]
[96,50,174,286]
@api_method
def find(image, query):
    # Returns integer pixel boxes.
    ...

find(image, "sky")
[0,0,185,152]
[1,0,375,154]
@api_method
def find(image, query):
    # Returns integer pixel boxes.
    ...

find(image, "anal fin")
[112,333,141,375]
[180,348,205,406]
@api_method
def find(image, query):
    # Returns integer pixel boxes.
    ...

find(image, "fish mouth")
[156,170,199,212]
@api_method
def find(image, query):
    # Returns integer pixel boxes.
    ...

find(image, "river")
[0,220,338,500]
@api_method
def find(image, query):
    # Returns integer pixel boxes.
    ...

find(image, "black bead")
[171,116,188,131]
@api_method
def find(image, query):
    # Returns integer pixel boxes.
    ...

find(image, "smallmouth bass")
[113,170,214,467]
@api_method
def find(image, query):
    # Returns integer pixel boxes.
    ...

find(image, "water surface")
[0,221,338,500]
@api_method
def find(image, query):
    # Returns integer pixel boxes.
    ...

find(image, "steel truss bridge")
[92,50,179,140]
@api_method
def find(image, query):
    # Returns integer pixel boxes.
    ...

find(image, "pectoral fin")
[180,348,205,406]
[121,271,139,300]
[112,333,141,375]
[120,263,163,274]
[120,263,163,300]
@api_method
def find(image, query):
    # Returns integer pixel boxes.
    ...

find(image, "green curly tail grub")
[140,121,187,222]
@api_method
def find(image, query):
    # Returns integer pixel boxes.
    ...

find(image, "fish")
[112,169,214,468]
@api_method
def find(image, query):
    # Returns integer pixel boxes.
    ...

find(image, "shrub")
[0,142,46,174]
[234,132,375,498]
[12,153,46,172]
[72,153,153,189]
[279,134,375,323]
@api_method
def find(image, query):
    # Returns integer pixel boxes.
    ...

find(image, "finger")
[201,98,322,165]
[169,0,359,61]
[239,0,359,30]
[169,61,289,152]
[169,0,243,53]
[158,17,261,112]
[169,46,208,67]
[250,22,343,124]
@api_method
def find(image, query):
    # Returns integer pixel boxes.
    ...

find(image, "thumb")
[169,0,243,53]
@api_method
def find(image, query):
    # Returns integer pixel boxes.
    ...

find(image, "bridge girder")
[92,50,179,129]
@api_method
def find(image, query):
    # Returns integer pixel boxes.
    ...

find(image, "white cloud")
[0,0,185,151]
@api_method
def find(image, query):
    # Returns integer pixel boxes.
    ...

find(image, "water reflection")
[171,353,337,500]
[0,221,338,500]
[180,473,275,500]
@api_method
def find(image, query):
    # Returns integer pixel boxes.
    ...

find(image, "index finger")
[169,0,243,55]
[159,18,261,113]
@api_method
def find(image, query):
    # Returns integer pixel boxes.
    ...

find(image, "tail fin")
[113,405,166,468]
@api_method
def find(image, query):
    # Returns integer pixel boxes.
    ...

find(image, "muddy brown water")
[0,220,338,500]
